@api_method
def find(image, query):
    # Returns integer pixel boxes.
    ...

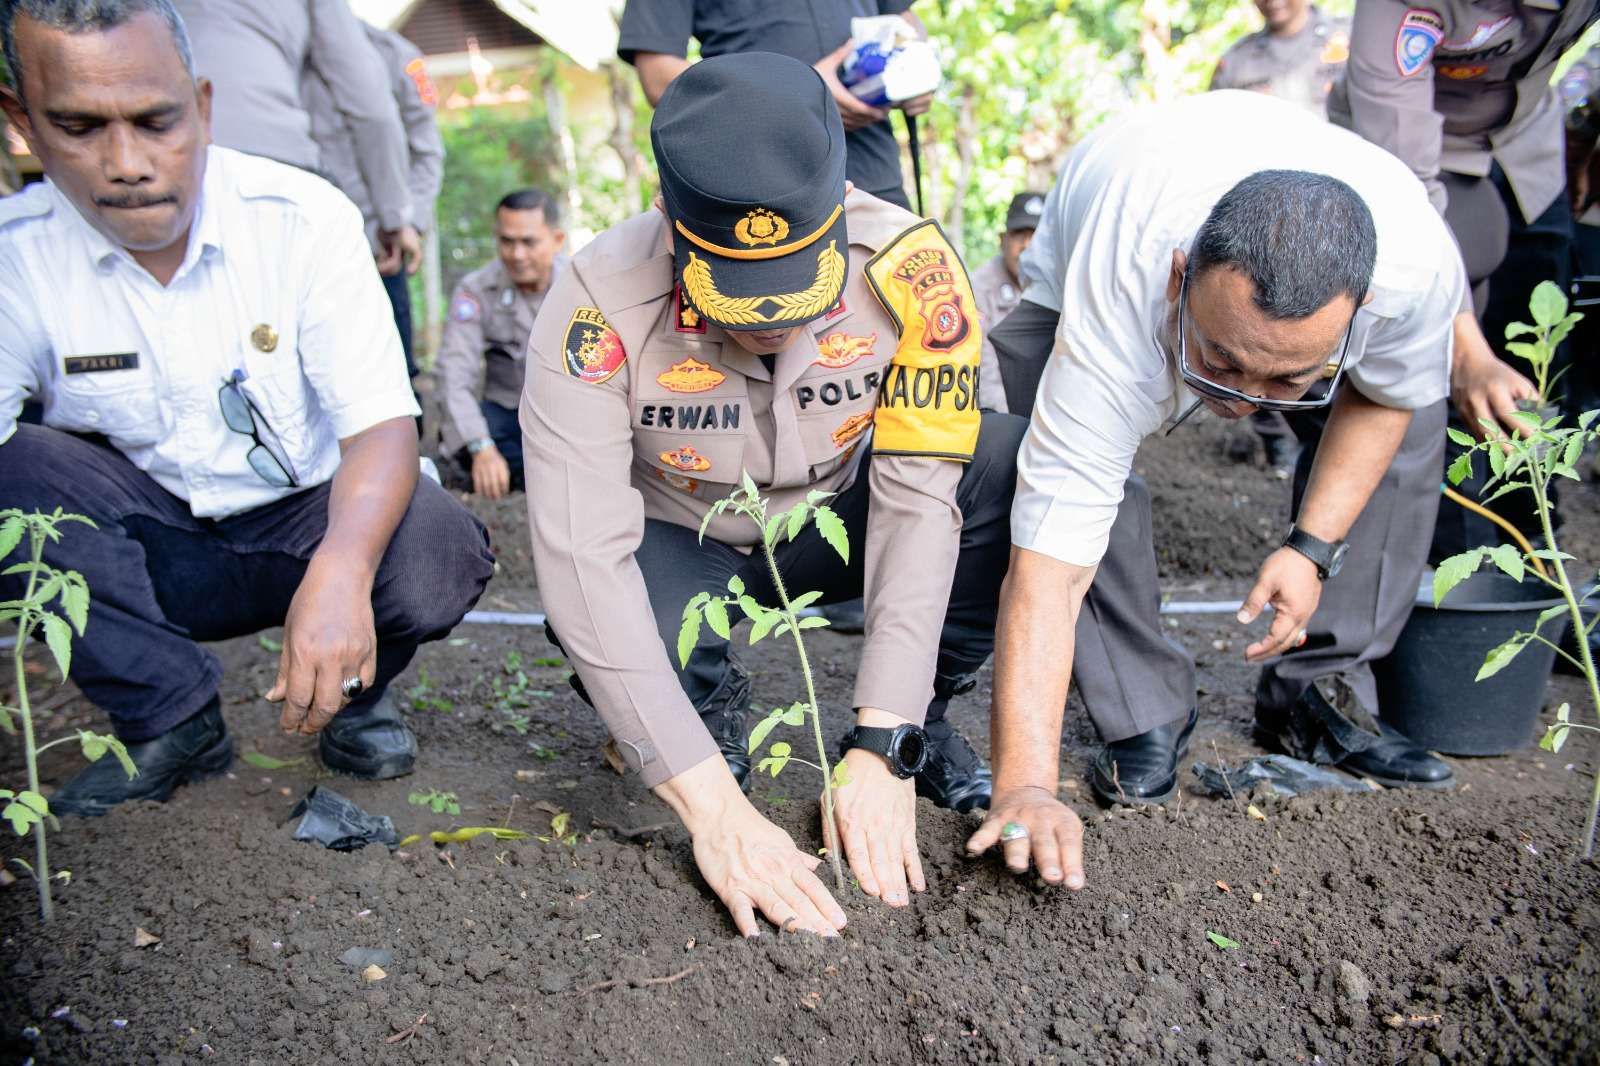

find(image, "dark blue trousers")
[0,425,495,741]
[479,399,525,491]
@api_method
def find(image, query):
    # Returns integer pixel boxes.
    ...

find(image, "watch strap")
[1284,526,1340,579]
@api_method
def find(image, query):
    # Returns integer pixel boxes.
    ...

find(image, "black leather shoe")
[818,599,866,635]
[1090,706,1197,807]
[914,719,992,813]
[701,703,752,790]
[319,692,417,780]
[1334,720,1454,789]
[52,699,233,818]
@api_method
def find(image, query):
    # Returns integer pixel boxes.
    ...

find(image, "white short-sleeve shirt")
[0,146,419,519]
[1012,91,1465,568]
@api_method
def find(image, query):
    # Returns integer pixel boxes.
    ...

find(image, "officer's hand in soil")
[829,745,925,907]
[1449,311,1537,441]
[267,555,378,735]
[658,758,848,938]
[813,40,888,131]
[1238,547,1320,662]
[471,445,512,501]
[966,786,1086,888]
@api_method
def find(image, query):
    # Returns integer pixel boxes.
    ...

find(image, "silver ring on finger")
[1000,821,1030,843]
[341,676,365,700]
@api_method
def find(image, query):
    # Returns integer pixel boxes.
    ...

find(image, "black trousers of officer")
[0,425,496,742]
[627,412,1025,726]
[991,299,1447,740]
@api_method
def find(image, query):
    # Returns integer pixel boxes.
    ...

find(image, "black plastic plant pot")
[1373,570,1563,756]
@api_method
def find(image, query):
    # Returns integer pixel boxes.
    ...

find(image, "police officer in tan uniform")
[1212,1,1350,114]
[1331,0,1598,555]
[523,53,1023,936]
[969,192,1043,415]
[438,190,567,498]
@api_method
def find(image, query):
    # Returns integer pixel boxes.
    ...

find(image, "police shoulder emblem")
[562,306,626,385]
[657,356,727,394]
[1320,32,1350,65]
[1394,8,1444,78]
[404,57,439,108]
[674,285,707,334]
[863,220,982,463]
[734,208,790,247]
[452,292,481,322]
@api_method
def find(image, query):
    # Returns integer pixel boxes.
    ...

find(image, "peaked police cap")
[651,53,849,332]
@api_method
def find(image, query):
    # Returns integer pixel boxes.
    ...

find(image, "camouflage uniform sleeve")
[521,266,716,787]
[1340,0,1449,213]
[853,220,983,722]
[437,278,491,448]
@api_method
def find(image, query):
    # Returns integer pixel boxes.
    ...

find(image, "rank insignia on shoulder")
[452,293,481,322]
[659,445,712,473]
[824,296,847,320]
[831,411,874,448]
[1438,64,1486,79]
[864,220,982,462]
[674,285,707,334]
[404,57,439,108]
[815,331,876,369]
[562,307,627,385]
[1394,9,1444,78]
[657,356,726,394]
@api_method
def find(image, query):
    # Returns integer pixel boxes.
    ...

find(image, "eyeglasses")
[1172,270,1356,422]
[218,374,298,488]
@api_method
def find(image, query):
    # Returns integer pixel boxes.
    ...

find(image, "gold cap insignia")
[250,324,279,353]
[733,208,790,248]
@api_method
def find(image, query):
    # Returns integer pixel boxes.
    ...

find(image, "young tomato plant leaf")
[1205,931,1240,950]
[788,591,823,612]
[1476,632,1533,682]
[1485,544,1525,584]
[676,608,704,668]
[748,708,785,754]
[785,502,811,543]
[78,731,137,779]
[39,613,72,680]
[813,506,850,564]
[704,598,732,640]
[796,616,831,630]
[1432,550,1484,607]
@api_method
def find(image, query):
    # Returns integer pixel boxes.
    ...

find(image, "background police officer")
[1212,0,1350,115]
[524,53,1022,936]
[970,191,1043,415]
[437,188,567,499]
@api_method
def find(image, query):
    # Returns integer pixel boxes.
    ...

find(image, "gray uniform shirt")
[1211,6,1351,114]
[970,254,1020,414]
[436,256,567,451]
[1329,0,1600,222]
[303,26,445,249]
[173,0,414,232]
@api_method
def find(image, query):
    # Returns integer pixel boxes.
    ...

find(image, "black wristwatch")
[839,724,930,779]
[1283,526,1348,581]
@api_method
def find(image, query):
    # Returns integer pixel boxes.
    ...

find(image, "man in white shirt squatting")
[966,91,1531,887]
[0,0,494,815]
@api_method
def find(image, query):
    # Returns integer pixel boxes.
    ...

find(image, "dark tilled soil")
[2,414,1599,1065]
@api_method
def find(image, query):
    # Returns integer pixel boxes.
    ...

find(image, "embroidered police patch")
[656,357,726,393]
[831,412,873,448]
[404,57,439,108]
[658,445,712,473]
[562,307,626,385]
[452,292,480,322]
[864,220,983,462]
[1395,9,1444,78]
[1438,64,1487,79]
[815,331,876,369]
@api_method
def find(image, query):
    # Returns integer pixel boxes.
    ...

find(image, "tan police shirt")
[1211,5,1351,114]
[969,254,1020,414]
[302,25,445,251]
[1329,0,1599,222]
[173,0,413,232]
[437,256,566,453]
[522,189,984,786]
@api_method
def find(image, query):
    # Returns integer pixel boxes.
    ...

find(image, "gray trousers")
[990,298,1448,740]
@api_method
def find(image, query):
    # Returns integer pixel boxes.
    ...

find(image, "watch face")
[1328,542,1349,578]
[893,728,928,774]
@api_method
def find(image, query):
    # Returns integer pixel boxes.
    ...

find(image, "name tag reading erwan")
[63,352,140,375]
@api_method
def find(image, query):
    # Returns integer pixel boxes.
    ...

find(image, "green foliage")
[1433,284,1600,857]
[677,478,852,890]
[1,508,134,922]
[407,788,461,816]
[1205,930,1241,950]
[407,667,455,714]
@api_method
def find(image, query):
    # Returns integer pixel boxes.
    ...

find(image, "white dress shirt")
[0,146,419,519]
[1013,91,1466,568]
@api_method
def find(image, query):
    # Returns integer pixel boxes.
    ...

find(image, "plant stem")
[1528,472,1600,859]
[15,526,51,920]
[759,532,846,891]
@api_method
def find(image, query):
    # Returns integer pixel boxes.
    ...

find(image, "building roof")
[351,0,620,71]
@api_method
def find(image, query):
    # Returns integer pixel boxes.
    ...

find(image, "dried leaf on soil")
[361,964,387,983]
[241,751,306,771]
[133,927,160,948]
[1246,805,1266,821]
[396,827,529,848]
[1215,881,1231,893]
